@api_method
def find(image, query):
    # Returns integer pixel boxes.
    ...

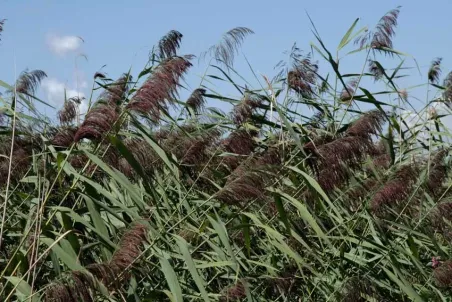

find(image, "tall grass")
[0,7,452,301]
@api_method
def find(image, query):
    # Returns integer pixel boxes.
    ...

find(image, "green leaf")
[383,267,424,302]
[51,206,116,249]
[84,196,112,260]
[5,277,40,302]
[160,257,183,302]
[41,237,86,272]
[207,215,238,270]
[273,192,291,234]
[338,18,359,50]
[175,236,211,302]
[82,149,144,210]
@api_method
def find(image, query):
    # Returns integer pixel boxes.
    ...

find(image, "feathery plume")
[52,126,78,148]
[371,140,391,170]
[215,146,281,206]
[220,280,247,302]
[371,7,400,50]
[287,55,319,99]
[429,202,452,240]
[45,224,148,300]
[94,72,106,79]
[14,69,47,95]
[428,58,442,84]
[368,60,385,81]
[370,164,420,214]
[346,110,386,138]
[355,6,401,58]
[0,19,5,40]
[70,271,94,302]
[158,30,183,59]
[98,73,132,106]
[398,89,408,101]
[220,129,258,170]
[434,260,452,287]
[44,283,77,302]
[179,128,222,166]
[0,137,34,184]
[127,56,193,122]
[74,105,119,142]
[357,7,401,53]
[425,149,449,196]
[231,93,263,125]
[122,138,158,174]
[186,88,207,113]
[74,74,130,141]
[429,106,438,120]
[443,72,452,106]
[306,111,387,191]
[58,98,80,125]
[340,78,359,102]
[204,27,254,68]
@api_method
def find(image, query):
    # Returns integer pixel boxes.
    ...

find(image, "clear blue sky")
[0,0,451,120]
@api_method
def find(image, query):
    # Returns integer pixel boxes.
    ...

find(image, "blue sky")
[0,0,451,123]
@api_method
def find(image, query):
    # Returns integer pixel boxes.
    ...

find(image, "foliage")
[1,8,452,302]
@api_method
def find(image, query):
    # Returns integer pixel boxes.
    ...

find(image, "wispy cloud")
[46,34,83,56]
[41,78,87,114]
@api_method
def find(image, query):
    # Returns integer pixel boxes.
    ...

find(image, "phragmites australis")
[356,7,401,52]
[425,149,450,196]
[0,137,36,184]
[0,19,5,40]
[339,78,359,102]
[306,110,387,192]
[231,93,263,126]
[58,96,84,125]
[428,58,442,84]
[215,146,281,206]
[443,71,452,106]
[220,128,259,170]
[14,69,47,95]
[52,126,78,148]
[369,164,420,214]
[123,138,158,174]
[157,125,222,173]
[220,280,247,302]
[368,60,385,81]
[287,55,318,99]
[429,202,452,240]
[74,104,119,142]
[74,74,131,142]
[158,30,183,59]
[371,139,391,170]
[127,55,193,122]
[434,260,452,288]
[186,88,207,113]
[98,73,132,106]
[203,27,254,68]
[398,89,408,101]
[178,127,222,166]
[346,109,386,138]
[45,224,148,301]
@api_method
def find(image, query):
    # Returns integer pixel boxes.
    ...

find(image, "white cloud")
[46,34,83,56]
[41,78,86,109]
[400,102,452,144]
[79,100,89,116]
